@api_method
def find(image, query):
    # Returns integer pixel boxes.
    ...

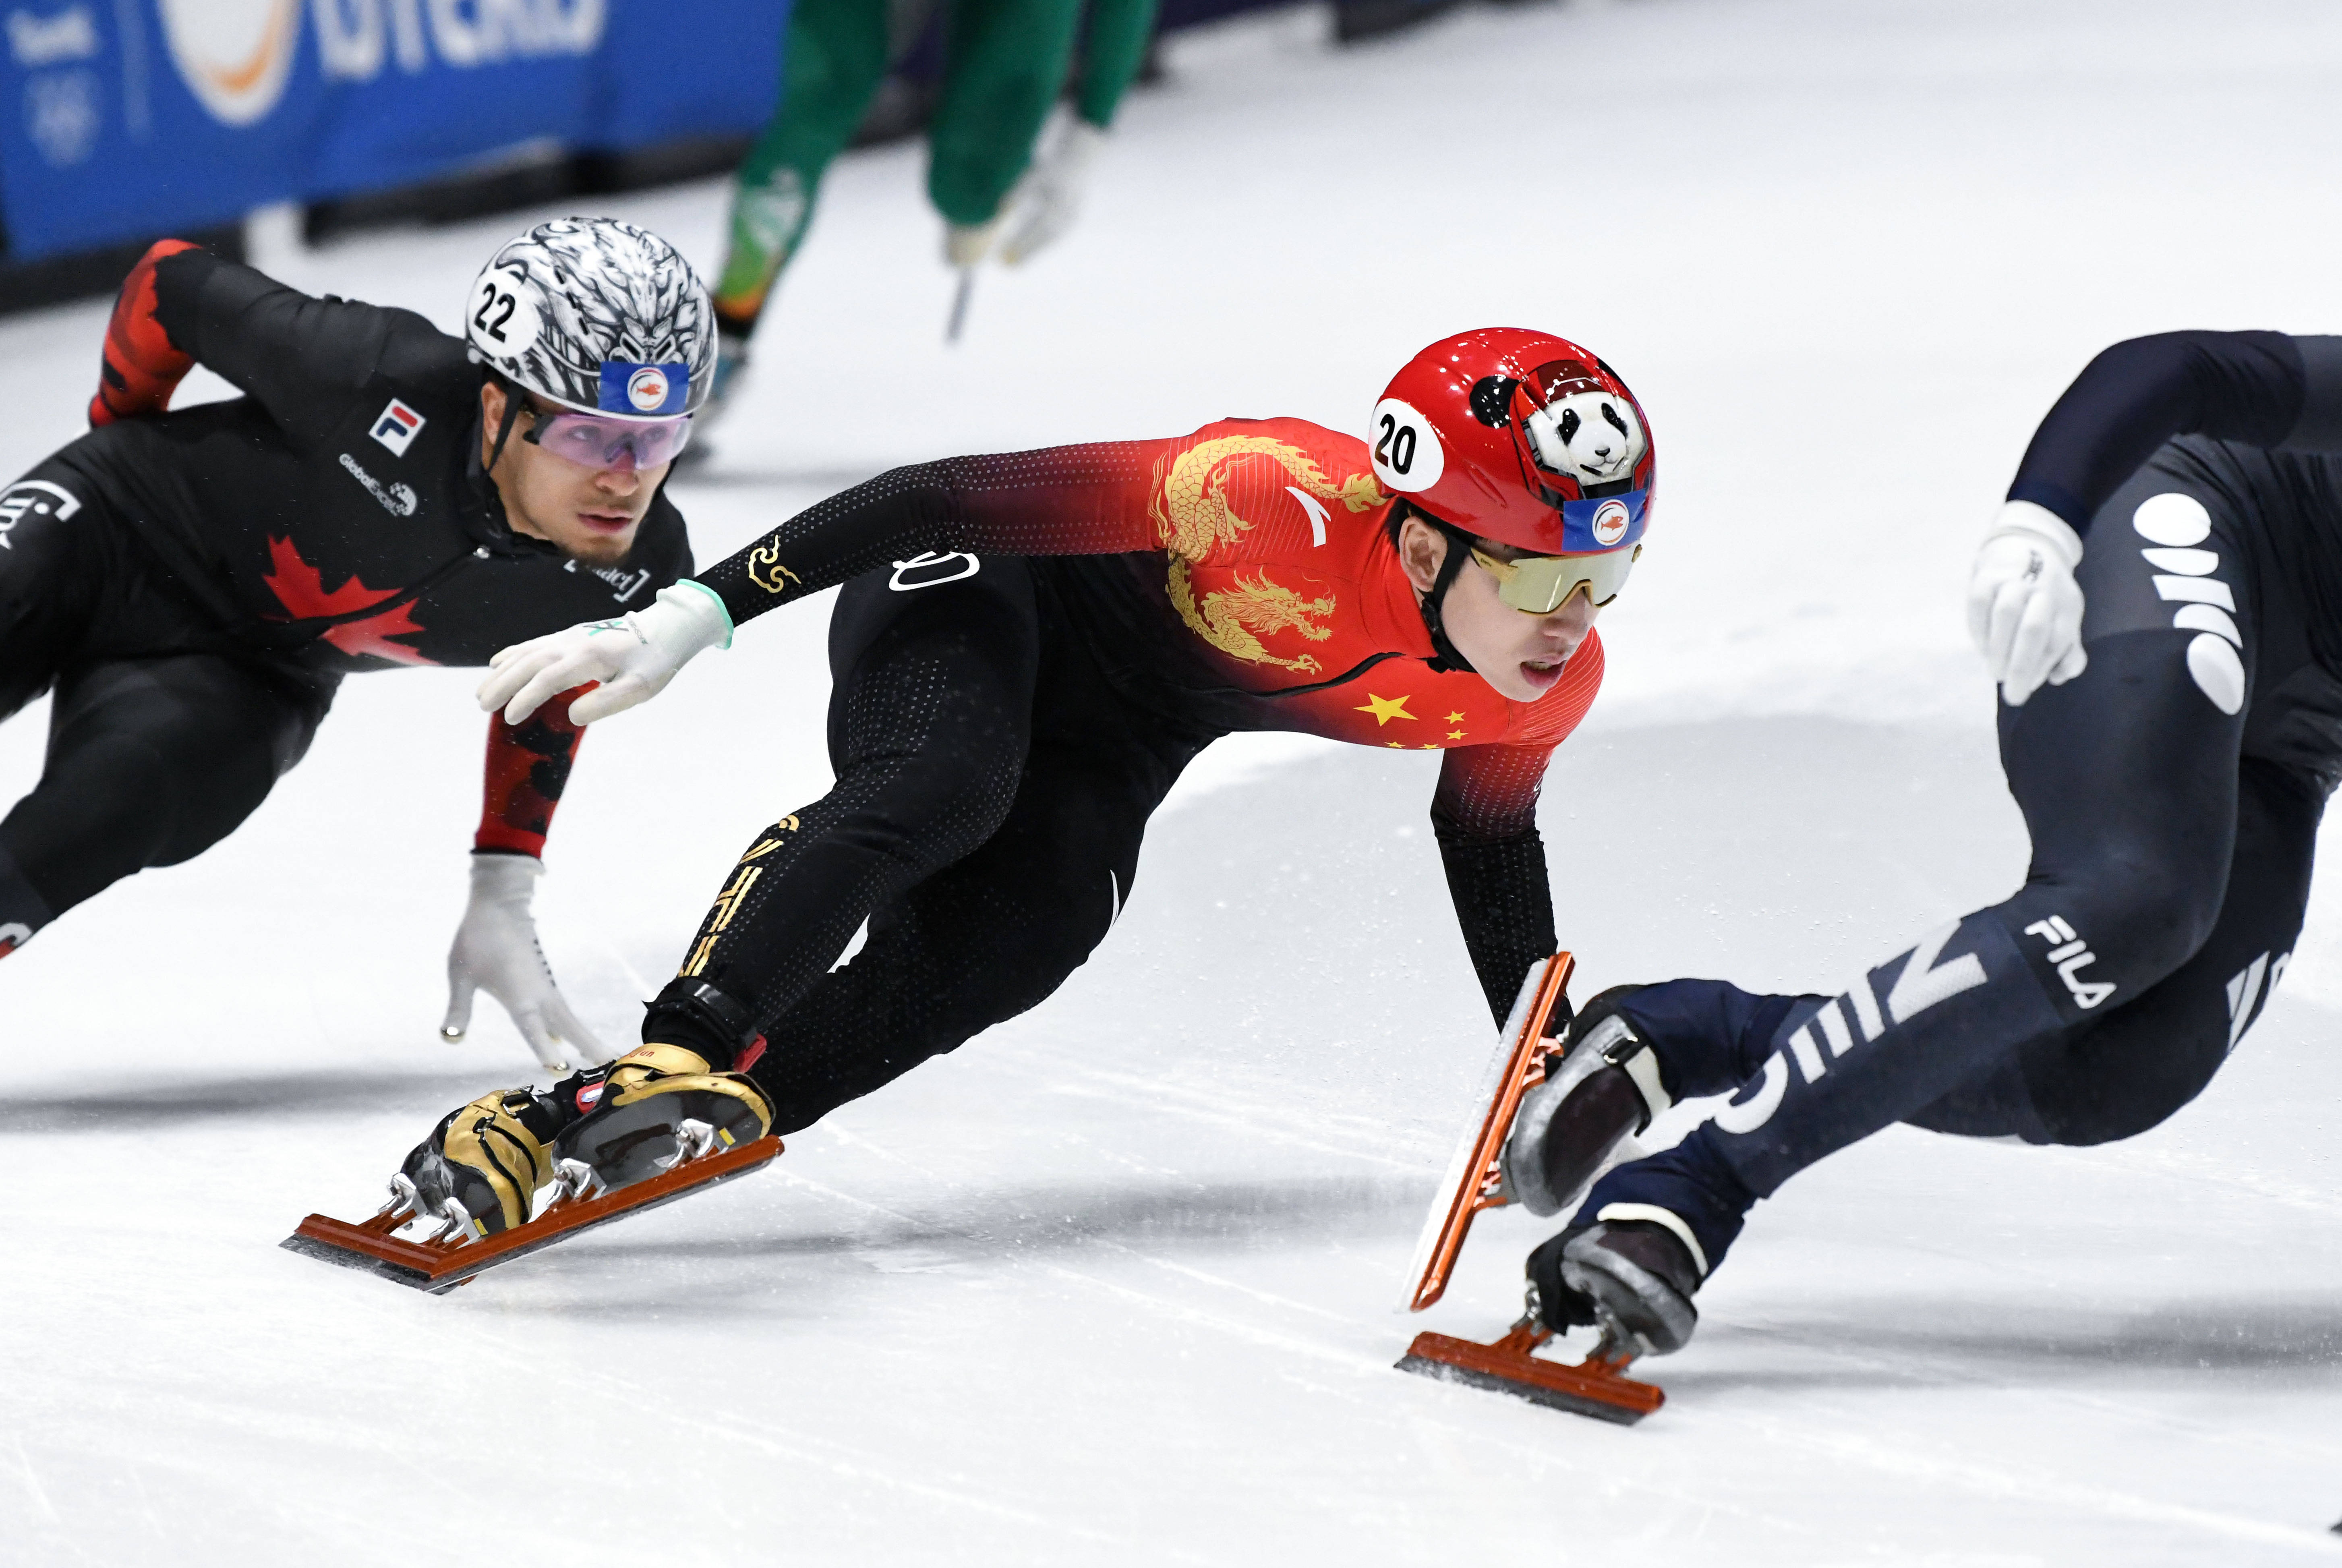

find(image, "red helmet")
[1371,328,1655,558]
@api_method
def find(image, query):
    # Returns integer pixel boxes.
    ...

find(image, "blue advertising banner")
[0,0,787,261]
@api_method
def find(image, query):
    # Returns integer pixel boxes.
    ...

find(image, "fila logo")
[370,398,425,458]
[2023,916,2115,1009]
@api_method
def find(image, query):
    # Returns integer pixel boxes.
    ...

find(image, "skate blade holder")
[1393,951,1666,1422]
[1400,952,1576,1313]
[281,1133,783,1294]
[1398,1317,1664,1425]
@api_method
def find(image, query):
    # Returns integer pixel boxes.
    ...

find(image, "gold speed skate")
[553,1043,775,1197]
[394,1088,565,1242]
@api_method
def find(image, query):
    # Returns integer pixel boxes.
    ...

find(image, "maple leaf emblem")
[261,536,438,666]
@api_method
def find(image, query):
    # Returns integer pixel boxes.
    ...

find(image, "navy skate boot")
[1526,1217,1704,1356]
[1500,987,1675,1216]
[1522,1129,1755,1357]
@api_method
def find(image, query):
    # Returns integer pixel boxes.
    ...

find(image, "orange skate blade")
[281,1134,783,1294]
[1397,1323,1664,1425]
[1402,953,1575,1312]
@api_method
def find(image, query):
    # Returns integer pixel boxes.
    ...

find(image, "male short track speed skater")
[1484,331,2342,1361]
[0,217,714,1069]
[384,329,1657,1239]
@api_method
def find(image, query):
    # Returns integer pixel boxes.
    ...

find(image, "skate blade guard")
[1398,1319,1664,1425]
[282,1134,782,1293]
[1400,952,1575,1313]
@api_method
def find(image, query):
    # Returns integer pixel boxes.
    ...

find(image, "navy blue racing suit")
[1577,332,2342,1272]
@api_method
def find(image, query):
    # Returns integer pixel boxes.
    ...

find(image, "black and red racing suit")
[0,244,691,954]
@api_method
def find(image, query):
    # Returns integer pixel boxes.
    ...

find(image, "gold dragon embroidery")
[1168,562,1338,673]
[1151,436,1385,558]
[1153,437,1384,669]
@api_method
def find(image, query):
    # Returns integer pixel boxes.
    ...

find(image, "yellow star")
[1354,692,1416,726]
[1386,741,1406,748]
[1445,711,1465,723]
[1419,743,1440,750]
[1446,729,1466,740]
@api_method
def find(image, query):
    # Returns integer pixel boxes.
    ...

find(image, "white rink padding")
[7,0,2342,1562]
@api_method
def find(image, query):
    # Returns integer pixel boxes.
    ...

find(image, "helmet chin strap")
[484,379,528,473]
[1415,514,1479,675]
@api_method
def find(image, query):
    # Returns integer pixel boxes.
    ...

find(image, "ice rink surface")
[5,0,2342,1561]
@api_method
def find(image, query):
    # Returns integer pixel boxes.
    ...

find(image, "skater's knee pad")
[823,758,1023,881]
[2013,855,2226,1002]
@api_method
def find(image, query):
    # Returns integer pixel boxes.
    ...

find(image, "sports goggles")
[524,405,693,471]
[1470,541,1642,613]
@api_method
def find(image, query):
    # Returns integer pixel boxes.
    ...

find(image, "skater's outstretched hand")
[478,580,730,726]
[441,853,611,1071]
[1968,500,2087,707]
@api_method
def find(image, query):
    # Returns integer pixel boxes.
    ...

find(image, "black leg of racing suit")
[644,556,1220,1133]
[1574,438,2338,1265]
[0,462,335,954]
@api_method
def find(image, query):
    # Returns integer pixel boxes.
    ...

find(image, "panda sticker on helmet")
[1516,360,1646,488]
[1369,397,1446,494]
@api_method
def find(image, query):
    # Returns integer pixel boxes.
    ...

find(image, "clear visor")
[1470,542,1642,614]
[524,407,694,471]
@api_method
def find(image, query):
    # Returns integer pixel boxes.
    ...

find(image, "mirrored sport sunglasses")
[1469,541,1643,614]
[524,404,694,471]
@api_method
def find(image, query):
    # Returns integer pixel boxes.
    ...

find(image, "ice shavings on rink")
[5,0,2342,1562]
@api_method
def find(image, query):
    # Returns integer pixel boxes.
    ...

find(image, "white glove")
[479,580,730,726]
[441,854,611,1071]
[999,114,1105,265]
[1967,500,2088,707]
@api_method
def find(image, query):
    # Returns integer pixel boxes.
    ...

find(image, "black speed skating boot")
[396,1087,573,1241]
[1499,987,1674,1216]
[554,1042,776,1195]
[1525,1218,1703,1357]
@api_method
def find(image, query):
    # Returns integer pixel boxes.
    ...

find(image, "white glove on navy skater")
[1968,500,2088,707]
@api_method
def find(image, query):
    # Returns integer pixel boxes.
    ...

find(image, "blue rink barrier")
[0,0,789,262]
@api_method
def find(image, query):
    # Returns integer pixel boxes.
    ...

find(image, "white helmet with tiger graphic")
[465,217,716,419]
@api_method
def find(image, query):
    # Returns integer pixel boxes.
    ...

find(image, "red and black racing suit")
[0,245,692,955]
[638,421,1607,1132]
